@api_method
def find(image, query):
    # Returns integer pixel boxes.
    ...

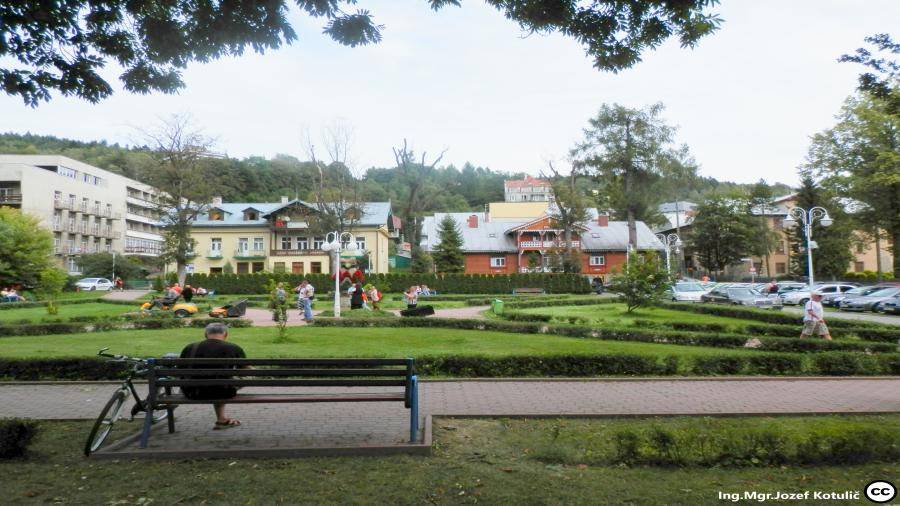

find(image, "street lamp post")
[654,233,682,273]
[782,207,833,291]
[322,231,357,318]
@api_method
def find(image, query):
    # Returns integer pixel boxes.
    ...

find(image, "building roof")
[657,201,697,214]
[421,211,664,253]
[193,200,392,228]
[504,175,551,189]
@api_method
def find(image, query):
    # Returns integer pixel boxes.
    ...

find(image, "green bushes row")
[1,352,897,380]
[843,271,895,281]
[183,272,591,295]
[630,319,897,343]
[0,419,38,459]
[606,422,898,467]
[0,297,126,310]
[0,317,253,336]
[313,317,897,354]
[659,302,888,329]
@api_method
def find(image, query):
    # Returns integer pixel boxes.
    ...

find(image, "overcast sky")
[1,0,897,186]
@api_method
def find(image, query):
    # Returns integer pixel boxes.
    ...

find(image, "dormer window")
[209,210,224,221]
[243,208,260,221]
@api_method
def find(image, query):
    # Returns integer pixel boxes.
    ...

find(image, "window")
[281,236,292,249]
[313,237,324,249]
[58,166,76,179]
[253,237,264,251]
[252,262,264,273]
[297,237,308,250]
[292,262,304,274]
[854,261,865,272]
[856,243,865,253]
[209,210,223,221]
[210,267,223,274]
[273,262,286,273]
[54,190,62,202]
[776,262,787,274]
[775,241,785,254]
[310,262,322,274]
[773,218,783,229]
[66,257,79,272]
[589,255,605,266]
[490,256,506,268]
[237,262,249,274]
[83,173,91,183]
[238,238,249,252]
[355,236,366,251]
[210,238,222,251]
[244,210,258,221]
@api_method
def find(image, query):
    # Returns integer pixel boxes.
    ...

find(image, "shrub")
[0,419,38,458]
[692,356,746,375]
[745,355,804,375]
[812,353,881,376]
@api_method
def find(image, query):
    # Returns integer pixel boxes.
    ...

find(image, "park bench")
[140,357,419,448]
[512,287,545,295]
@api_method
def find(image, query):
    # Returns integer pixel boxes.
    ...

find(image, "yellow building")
[187,198,395,275]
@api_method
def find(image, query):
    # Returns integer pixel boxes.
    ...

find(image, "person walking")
[115,277,124,291]
[800,292,832,341]
[271,282,288,322]
[366,284,381,311]
[296,280,314,323]
[349,283,364,310]
[404,286,418,309]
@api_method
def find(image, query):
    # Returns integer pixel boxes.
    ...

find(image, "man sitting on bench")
[179,322,248,429]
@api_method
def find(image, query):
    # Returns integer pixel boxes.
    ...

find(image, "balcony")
[125,246,161,256]
[234,248,267,259]
[518,240,580,249]
[207,249,223,259]
[271,249,327,257]
[51,221,63,232]
[66,223,77,233]
[53,198,73,210]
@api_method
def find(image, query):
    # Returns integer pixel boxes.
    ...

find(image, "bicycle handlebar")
[95,348,154,365]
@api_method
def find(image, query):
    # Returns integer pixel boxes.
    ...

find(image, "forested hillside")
[0,132,793,211]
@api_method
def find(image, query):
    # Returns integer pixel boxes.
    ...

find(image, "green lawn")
[0,326,758,360]
[0,303,137,323]
[515,303,774,327]
[3,417,895,505]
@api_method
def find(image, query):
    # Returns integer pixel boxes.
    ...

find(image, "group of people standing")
[347,283,382,311]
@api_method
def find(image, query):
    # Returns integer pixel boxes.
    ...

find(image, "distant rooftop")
[504,175,551,189]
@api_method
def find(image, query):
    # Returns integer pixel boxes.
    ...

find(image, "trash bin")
[492,299,504,315]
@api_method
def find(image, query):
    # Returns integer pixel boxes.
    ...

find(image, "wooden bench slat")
[156,393,405,404]
[155,368,408,377]
[157,379,408,387]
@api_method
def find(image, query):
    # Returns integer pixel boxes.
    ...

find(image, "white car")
[780,284,857,306]
[75,277,114,291]
[669,282,707,302]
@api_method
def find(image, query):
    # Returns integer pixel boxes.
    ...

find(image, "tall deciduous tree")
[571,103,697,249]
[2,1,721,105]
[432,215,465,273]
[544,163,591,273]
[840,34,900,114]
[303,123,365,240]
[393,139,447,269]
[141,114,217,285]
[0,207,54,288]
[688,194,755,277]
[787,176,854,280]
[804,93,899,276]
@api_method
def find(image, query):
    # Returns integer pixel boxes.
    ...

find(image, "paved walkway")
[5,378,899,453]
[102,289,150,301]
[783,306,900,326]
[239,305,489,327]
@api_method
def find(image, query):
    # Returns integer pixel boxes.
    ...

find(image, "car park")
[700,286,783,309]
[74,278,114,291]
[839,286,900,312]
[781,284,857,306]
[823,285,888,308]
[669,281,707,302]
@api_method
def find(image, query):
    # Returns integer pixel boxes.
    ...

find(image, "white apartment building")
[503,176,553,202]
[0,155,164,273]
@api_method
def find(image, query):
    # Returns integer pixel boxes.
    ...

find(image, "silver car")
[839,287,900,312]
[700,287,784,309]
[781,284,857,306]
[669,282,707,302]
[823,285,886,308]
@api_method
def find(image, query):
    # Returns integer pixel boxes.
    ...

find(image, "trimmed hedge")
[659,302,892,329]
[0,317,253,336]
[312,317,897,354]
[184,272,591,295]
[2,352,897,380]
[0,297,122,310]
[0,418,38,458]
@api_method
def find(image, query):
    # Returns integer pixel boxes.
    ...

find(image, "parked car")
[74,277,114,291]
[669,282,707,302]
[880,295,900,315]
[775,282,808,296]
[781,284,858,306]
[823,285,887,308]
[700,286,783,309]
[839,287,900,312]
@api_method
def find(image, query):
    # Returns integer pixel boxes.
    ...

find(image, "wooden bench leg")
[409,375,419,443]
[139,408,153,448]
[167,407,175,433]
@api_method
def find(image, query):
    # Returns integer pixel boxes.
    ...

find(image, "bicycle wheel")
[84,389,127,456]
[130,399,170,422]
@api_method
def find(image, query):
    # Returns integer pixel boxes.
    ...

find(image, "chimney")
[211,196,222,206]
[467,214,479,228]
[281,196,289,204]
[597,213,609,227]
[483,204,490,223]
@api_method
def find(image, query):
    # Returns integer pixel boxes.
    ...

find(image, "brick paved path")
[4,378,898,453]
[102,289,150,301]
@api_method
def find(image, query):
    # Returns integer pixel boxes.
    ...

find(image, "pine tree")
[432,215,465,273]
[788,176,854,280]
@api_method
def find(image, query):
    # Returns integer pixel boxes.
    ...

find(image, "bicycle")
[83,348,175,456]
